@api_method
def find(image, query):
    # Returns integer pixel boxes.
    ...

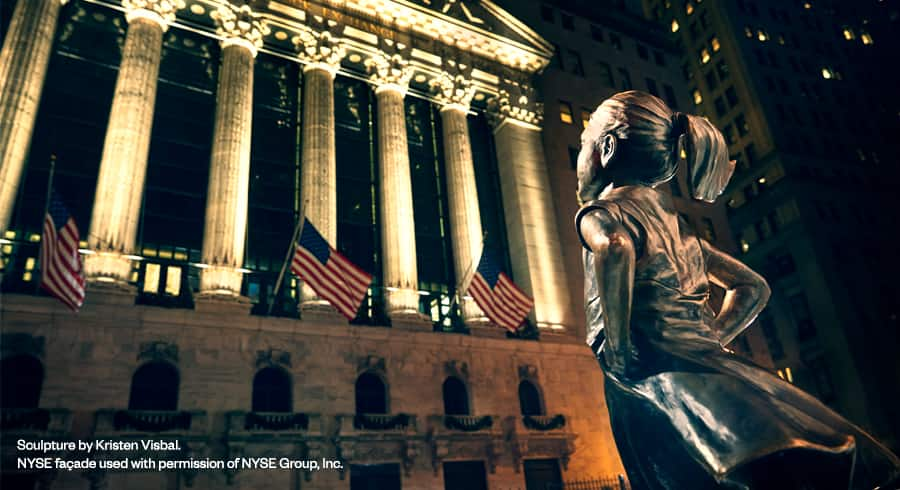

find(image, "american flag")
[467,251,533,332]
[40,191,85,311]
[291,218,373,320]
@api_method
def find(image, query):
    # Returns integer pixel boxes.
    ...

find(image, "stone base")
[469,324,508,339]
[85,279,136,306]
[299,302,344,324]
[390,311,432,331]
[194,292,252,315]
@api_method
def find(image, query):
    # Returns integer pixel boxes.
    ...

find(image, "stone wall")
[1,292,625,489]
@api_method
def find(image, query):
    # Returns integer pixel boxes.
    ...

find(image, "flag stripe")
[292,249,357,318]
[467,252,534,332]
[40,195,85,312]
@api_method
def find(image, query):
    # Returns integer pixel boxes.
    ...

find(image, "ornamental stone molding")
[255,348,292,369]
[293,16,346,73]
[488,77,544,128]
[365,39,414,91]
[430,63,477,110]
[122,0,184,28]
[211,2,269,55]
[358,355,386,375]
[444,360,469,381]
[518,364,538,381]
[138,340,179,364]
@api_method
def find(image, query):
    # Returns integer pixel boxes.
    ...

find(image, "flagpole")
[37,155,57,293]
[448,231,486,316]
[266,214,305,316]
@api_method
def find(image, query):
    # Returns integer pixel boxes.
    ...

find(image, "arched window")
[518,380,544,416]
[128,362,179,411]
[1,355,44,409]
[252,367,292,413]
[442,377,470,415]
[355,372,387,414]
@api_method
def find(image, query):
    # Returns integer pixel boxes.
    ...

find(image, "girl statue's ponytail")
[680,113,734,202]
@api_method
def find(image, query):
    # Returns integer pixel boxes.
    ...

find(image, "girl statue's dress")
[574,91,899,490]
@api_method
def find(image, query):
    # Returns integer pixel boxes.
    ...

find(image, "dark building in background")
[495,0,773,367]
[643,0,900,451]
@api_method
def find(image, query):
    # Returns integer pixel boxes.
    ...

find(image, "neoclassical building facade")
[0,0,625,489]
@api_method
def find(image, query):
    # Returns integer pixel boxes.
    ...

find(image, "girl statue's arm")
[580,209,636,377]
[700,239,771,347]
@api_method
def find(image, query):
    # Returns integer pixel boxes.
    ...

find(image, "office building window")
[580,109,591,129]
[540,4,554,22]
[663,84,679,110]
[710,36,721,52]
[561,12,574,30]
[637,44,649,60]
[789,294,817,341]
[705,71,718,90]
[725,86,738,107]
[735,114,749,136]
[610,33,622,50]
[714,97,727,117]
[699,47,711,64]
[568,146,580,170]
[567,49,584,76]
[618,68,632,90]
[692,88,703,105]
[654,51,666,66]
[551,43,564,70]
[559,101,574,124]
[646,78,659,97]
[597,62,614,87]
[590,24,604,42]
[716,60,730,80]
[723,124,736,145]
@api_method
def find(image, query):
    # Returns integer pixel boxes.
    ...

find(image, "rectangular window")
[722,124,736,145]
[735,113,749,136]
[725,86,738,107]
[590,24,604,42]
[716,60,730,79]
[705,71,718,90]
[789,293,817,341]
[540,4,554,22]
[610,33,622,50]
[597,61,614,87]
[645,78,659,97]
[663,84,679,109]
[559,101,574,124]
[561,12,575,30]
[568,146,580,170]
[551,43,564,70]
[714,96,727,117]
[567,49,584,76]
[581,109,591,129]
[699,47,711,64]
[654,51,665,66]
[618,68,632,90]
[637,44,649,60]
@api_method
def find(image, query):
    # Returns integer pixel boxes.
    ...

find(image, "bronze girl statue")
[575,91,899,489]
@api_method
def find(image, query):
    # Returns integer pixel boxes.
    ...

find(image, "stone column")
[293,26,345,311]
[366,46,422,321]
[199,4,267,297]
[0,0,67,233]
[489,80,572,333]
[84,0,183,285]
[431,68,487,324]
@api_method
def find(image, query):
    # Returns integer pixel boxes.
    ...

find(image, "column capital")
[122,0,184,30]
[293,32,345,77]
[430,61,476,111]
[366,40,413,94]
[211,3,269,57]
[488,77,544,131]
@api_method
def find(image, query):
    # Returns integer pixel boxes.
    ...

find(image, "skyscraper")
[643,0,900,451]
